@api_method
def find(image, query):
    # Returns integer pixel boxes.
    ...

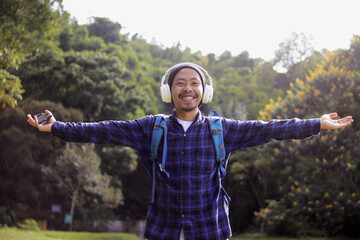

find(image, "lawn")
[231,232,350,240]
[0,227,141,240]
[1,227,352,240]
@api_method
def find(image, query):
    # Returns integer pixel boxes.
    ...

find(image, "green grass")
[0,227,141,240]
[231,232,350,240]
[2,228,353,240]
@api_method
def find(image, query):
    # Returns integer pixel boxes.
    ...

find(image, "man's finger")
[329,113,338,119]
[27,114,36,127]
[34,115,40,129]
[45,109,52,116]
[338,117,353,127]
[338,117,351,123]
[27,114,34,122]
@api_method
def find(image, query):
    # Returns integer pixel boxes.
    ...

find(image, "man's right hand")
[27,110,56,132]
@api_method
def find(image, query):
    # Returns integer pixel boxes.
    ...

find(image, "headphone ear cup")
[160,84,172,103]
[202,84,214,104]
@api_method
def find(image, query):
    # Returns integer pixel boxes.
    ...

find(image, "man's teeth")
[182,96,194,100]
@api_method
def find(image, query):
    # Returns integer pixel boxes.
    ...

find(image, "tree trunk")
[69,187,78,231]
[248,168,264,208]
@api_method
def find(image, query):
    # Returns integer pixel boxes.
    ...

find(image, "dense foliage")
[1,0,358,237]
[0,0,63,108]
[252,36,360,237]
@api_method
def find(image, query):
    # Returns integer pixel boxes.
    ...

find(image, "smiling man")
[28,62,353,240]
[170,67,203,117]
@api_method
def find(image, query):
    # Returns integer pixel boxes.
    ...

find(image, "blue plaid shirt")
[52,111,320,240]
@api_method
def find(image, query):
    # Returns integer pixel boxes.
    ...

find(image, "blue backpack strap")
[150,114,170,203]
[208,110,227,178]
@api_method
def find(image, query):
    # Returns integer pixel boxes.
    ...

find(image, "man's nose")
[183,82,193,92]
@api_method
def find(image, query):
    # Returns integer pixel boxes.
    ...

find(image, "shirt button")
[181,151,185,155]
[184,134,186,137]
[182,214,185,218]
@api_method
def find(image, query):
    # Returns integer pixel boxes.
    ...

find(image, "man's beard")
[181,105,198,112]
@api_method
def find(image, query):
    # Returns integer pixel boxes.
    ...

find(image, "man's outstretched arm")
[320,113,353,130]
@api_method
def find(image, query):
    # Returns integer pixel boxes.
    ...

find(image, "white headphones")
[160,62,214,104]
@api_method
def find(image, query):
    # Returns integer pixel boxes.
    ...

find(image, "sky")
[61,0,360,61]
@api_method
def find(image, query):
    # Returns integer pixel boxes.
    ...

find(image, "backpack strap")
[208,110,227,178]
[150,114,170,203]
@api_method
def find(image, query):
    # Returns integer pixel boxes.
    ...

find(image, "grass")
[231,232,350,240]
[1,227,353,240]
[0,227,141,240]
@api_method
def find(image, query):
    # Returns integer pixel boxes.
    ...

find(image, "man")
[28,62,353,240]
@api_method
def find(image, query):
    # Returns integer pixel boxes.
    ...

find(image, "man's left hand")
[320,113,353,130]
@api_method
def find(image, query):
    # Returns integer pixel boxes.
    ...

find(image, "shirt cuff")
[312,118,321,135]
[51,121,65,138]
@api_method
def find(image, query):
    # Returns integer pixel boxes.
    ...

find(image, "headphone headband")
[160,62,214,104]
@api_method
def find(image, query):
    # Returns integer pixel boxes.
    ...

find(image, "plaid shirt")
[52,111,320,240]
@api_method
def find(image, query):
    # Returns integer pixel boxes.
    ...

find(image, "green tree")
[225,149,279,232]
[161,42,183,62]
[42,143,123,231]
[253,61,285,99]
[71,26,106,52]
[233,51,254,69]
[255,35,360,237]
[17,50,147,192]
[17,51,147,121]
[116,164,152,220]
[219,50,232,62]
[58,27,73,52]
[88,17,123,44]
[0,100,83,225]
[0,0,63,108]
[213,66,273,120]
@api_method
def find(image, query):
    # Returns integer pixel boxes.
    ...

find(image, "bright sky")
[62,0,360,61]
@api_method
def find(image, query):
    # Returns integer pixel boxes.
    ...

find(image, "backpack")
[150,110,226,203]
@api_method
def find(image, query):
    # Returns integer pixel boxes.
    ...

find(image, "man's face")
[171,68,203,113]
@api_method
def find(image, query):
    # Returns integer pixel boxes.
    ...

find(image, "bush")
[0,206,12,225]
[19,219,40,231]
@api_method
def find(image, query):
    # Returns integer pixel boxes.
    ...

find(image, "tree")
[0,100,83,225]
[255,35,360,237]
[17,51,147,121]
[42,143,123,231]
[273,32,314,72]
[71,26,106,52]
[213,66,273,120]
[0,100,124,230]
[219,50,232,62]
[0,0,63,108]
[162,42,183,62]
[233,51,254,69]
[88,17,122,44]
[270,32,321,97]
[225,149,279,232]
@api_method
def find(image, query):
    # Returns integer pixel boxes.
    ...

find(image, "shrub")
[19,219,40,231]
[0,206,12,225]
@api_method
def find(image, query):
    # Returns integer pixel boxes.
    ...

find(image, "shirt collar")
[170,109,203,124]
